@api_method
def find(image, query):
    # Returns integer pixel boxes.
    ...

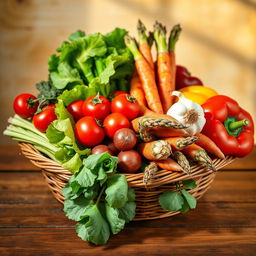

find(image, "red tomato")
[103,113,130,138]
[67,100,84,121]
[13,93,38,118]
[83,95,110,120]
[109,91,126,101]
[75,116,105,147]
[111,94,140,120]
[33,107,57,132]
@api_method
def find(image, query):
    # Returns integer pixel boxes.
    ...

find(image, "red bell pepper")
[202,95,254,157]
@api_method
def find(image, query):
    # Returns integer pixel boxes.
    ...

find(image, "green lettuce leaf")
[76,205,110,245]
[50,62,84,89]
[118,201,136,223]
[105,175,128,209]
[69,30,86,42]
[105,204,125,234]
[64,195,92,221]
[103,28,128,49]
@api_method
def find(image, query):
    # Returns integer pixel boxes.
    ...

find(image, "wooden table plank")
[0,170,255,255]
[0,228,255,256]
[0,144,255,170]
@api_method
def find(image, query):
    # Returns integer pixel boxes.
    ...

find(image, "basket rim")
[18,142,236,188]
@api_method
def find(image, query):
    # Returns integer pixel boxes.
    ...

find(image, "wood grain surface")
[0,169,256,255]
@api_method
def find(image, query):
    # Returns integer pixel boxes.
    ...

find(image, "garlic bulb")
[167,91,206,135]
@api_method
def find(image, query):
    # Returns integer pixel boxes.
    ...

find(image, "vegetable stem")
[168,24,182,51]
[124,35,141,60]
[154,21,167,53]
[229,119,248,131]
[96,185,106,206]
[137,19,148,44]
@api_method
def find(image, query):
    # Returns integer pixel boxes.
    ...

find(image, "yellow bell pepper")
[179,86,218,105]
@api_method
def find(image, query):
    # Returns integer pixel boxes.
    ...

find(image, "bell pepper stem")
[229,119,248,131]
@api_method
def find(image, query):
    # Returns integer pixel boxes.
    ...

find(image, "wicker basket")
[19,142,235,221]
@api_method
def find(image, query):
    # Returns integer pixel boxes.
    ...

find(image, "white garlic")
[167,91,206,135]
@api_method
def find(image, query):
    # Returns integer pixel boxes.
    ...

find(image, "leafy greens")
[63,152,136,245]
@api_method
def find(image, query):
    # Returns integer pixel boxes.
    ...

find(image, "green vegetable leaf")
[179,199,190,214]
[118,201,136,223]
[181,189,197,209]
[159,191,184,211]
[182,179,197,190]
[50,62,83,89]
[75,166,97,188]
[57,85,96,106]
[69,30,86,41]
[105,174,128,208]
[36,80,62,104]
[103,28,128,49]
[76,204,110,245]
[105,204,125,234]
[127,187,136,202]
[48,54,59,72]
[64,195,92,221]
[54,100,74,121]
[76,33,107,63]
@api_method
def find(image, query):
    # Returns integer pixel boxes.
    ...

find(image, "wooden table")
[0,145,256,256]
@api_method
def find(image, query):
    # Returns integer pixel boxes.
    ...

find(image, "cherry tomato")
[13,93,38,118]
[109,91,126,101]
[92,145,113,155]
[83,95,110,120]
[111,94,140,120]
[67,100,84,121]
[103,113,130,138]
[118,150,142,173]
[33,107,57,132]
[75,116,105,147]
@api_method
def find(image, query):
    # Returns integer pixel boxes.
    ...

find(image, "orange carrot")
[130,72,147,106]
[168,24,181,93]
[182,144,216,172]
[153,158,183,172]
[125,35,163,114]
[154,21,173,112]
[163,136,199,151]
[137,140,172,160]
[137,20,154,71]
[195,133,225,159]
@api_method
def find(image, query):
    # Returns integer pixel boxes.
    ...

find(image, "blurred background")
[0,0,255,144]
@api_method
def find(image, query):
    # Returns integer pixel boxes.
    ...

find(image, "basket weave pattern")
[19,143,235,221]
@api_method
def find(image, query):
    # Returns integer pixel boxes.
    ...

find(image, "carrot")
[138,140,172,160]
[150,126,188,138]
[130,72,147,106]
[137,20,154,71]
[182,144,216,172]
[173,151,191,174]
[153,158,183,172]
[125,35,163,114]
[163,136,199,151]
[168,24,181,93]
[154,21,172,112]
[195,133,225,159]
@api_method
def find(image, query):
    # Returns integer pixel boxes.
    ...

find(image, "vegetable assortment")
[4,19,254,246]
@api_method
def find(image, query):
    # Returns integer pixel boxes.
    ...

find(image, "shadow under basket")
[19,143,235,221]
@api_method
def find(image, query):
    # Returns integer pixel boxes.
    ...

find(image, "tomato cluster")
[13,94,57,133]
[71,92,140,147]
